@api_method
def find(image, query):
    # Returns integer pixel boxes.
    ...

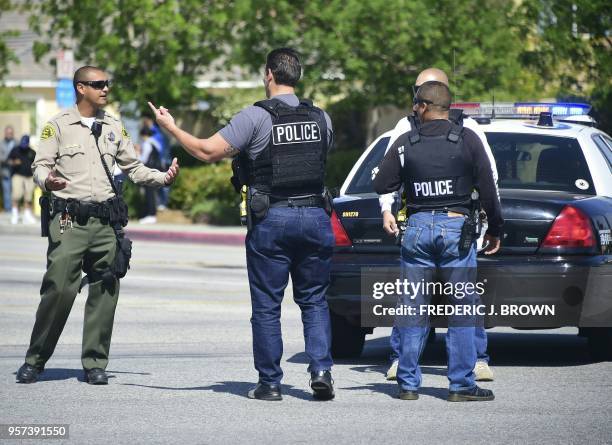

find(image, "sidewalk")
[0,212,246,246]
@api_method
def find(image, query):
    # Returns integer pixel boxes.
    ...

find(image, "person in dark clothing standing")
[138,126,162,224]
[7,135,37,224]
[373,81,502,402]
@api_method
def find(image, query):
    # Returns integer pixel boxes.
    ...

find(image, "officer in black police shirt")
[373,81,502,401]
[149,48,335,401]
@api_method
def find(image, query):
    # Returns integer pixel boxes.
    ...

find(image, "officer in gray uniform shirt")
[149,48,336,401]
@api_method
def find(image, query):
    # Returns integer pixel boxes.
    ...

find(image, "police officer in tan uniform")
[16,65,179,385]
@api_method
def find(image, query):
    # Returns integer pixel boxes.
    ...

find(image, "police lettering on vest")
[402,115,473,212]
[242,98,328,196]
[413,179,455,197]
[272,122,321,145]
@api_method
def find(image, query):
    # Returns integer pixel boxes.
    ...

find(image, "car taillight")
[541,206,596,248]
[331,211,352,247]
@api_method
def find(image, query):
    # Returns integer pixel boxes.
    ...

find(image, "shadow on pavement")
[12,368,85,382]
[11,368,150,382]
[121,381,317,401]
[287,330,594,374]
[340,382,448,401]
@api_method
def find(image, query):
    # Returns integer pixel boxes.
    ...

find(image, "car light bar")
[451,102,591,117]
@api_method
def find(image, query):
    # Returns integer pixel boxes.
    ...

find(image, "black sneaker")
[398,389,419,400]
[247,383,282,401]
[85,368,108,385]
[448,385,494,402]
[16,363,42,384]
[310,370,335,400]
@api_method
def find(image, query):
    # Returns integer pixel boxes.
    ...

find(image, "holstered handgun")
[39,195,50,237]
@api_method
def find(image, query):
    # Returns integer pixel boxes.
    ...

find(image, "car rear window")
[486,133,595,194]
[345,136,390,194]
[592,134,612,173]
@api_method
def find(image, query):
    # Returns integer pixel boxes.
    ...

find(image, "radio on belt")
[272,121,321,145]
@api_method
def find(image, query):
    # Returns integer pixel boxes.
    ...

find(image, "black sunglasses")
[77,80,112,90]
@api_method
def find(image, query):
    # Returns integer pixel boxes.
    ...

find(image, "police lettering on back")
[413,179,455,197]
[272,121,321,145]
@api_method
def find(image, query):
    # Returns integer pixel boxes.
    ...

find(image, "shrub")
[168,161,240,225]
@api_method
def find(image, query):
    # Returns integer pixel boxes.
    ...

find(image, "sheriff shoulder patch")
[121,126,130,139]
[40,123,55,140]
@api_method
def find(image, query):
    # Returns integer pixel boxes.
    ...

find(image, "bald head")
[415,68,449,87]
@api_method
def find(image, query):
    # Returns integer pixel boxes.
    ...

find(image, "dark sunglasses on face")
[77,80,112,90]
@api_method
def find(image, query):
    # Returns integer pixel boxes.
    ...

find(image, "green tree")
[0,0,18,82]
[27,0,233,112]
[231,0,539,106]
[520,0,611,132]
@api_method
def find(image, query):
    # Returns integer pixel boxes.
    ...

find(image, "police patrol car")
[327,103,612,361]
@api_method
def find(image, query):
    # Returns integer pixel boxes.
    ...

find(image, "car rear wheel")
[584,328,612,361]
[330,311,366,359]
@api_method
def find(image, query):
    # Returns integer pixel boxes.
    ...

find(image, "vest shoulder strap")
[407,115,420,145]
[449,108,464,125]
[447,118,464,143]
[253,98,287,118]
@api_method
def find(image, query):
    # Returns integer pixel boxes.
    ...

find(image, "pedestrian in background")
[143,116,170,210]
[7,135,37,224]
[138,126,162,224]
[1,125,16,212]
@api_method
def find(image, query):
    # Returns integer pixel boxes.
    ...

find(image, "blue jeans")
[389,325,489,363]
[245,206,334,385]
[396,211,478,392]
[2,175,11,211]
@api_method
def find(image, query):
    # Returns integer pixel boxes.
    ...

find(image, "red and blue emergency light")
[451,102,591,117]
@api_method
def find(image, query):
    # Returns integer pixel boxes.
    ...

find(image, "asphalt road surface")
[1,233,610,444]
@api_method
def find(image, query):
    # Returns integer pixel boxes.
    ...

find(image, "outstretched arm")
[148,102,236,163]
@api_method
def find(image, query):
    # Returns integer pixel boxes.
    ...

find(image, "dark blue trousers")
[246,206,334,385]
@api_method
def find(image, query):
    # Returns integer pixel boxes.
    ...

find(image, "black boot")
[247,383,282,401]
[16,363,42,384]
[85,368,108,385]
[448,385,494,402]
[310,370,335,401]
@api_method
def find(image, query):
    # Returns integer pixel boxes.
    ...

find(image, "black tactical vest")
[401,115,473,212]
[246,98,328,196]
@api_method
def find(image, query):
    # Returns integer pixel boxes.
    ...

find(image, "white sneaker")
[474,360,494,381]
[138,215,157,224]
[386,359,399,381]
[23,209,37,225]
[10,207,19,225]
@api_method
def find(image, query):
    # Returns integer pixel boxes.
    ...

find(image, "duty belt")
[269,195,326,208]
[51,197,112,221]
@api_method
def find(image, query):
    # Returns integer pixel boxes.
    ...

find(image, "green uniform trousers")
[25,213,119,371]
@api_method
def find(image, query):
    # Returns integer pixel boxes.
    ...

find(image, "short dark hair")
[265,48,301,87]
[415,81,451,112]
[72,65,105,95]
[139,126,153,137]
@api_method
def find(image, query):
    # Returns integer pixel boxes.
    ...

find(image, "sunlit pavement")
[1,232,610,444]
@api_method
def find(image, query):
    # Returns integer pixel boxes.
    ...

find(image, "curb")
[0,223,246,247]
[125,228,246,246]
